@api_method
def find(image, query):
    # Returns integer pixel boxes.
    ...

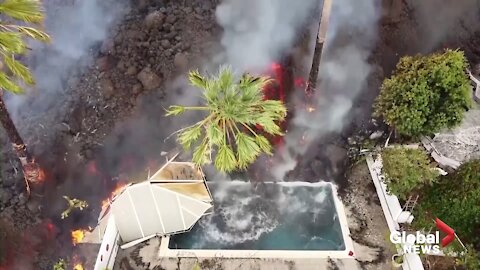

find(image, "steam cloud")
[6,0,127,118]
[408,0,480,53]
[272,0,381,180]
[214,0,319,73]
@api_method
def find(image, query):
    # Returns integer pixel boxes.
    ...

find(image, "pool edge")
[159,182,356,259]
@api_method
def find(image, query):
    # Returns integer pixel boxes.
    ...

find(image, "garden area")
[372,49,480,269]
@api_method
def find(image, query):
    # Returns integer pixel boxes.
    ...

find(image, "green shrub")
[382,147,439,199]
[374,49,472,137]
[455,245,480,270]
[415,160,480,247]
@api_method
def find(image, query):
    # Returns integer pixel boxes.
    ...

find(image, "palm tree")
[0,0,50,193]
[305,0,332,95]
[166,66,287,172]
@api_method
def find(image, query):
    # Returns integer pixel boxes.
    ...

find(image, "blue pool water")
[168,181,345,250]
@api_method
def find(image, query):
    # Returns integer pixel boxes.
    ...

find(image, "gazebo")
[88,159,213,270]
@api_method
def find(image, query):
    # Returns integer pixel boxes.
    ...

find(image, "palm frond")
[165,105,186,116]
[256,116,283,135]
[206,121,223,145]
[177,125,202,149]
[260,100,287,119]
[238,74,265,103]
[0,71,22,93]
[188,70,207,89]
[3,53,34,84]
[235,132,260,169]
[192,139,210,165]
[0,0,44,23]
[217,66,234,92]
[0,31,26,54]
[255,135,272,155]
[16,26,50,42]
[214,144,237,172]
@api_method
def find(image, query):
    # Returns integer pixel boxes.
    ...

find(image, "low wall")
[366,155,424,270]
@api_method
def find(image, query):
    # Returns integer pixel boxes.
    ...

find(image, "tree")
[0,0,50,193]
[381,147,439,200]
[414,160,480,247]
[374,49,472,137]
[166,66,287,172]
[305,0,332,95]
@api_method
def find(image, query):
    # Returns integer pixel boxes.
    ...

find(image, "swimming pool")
[160,181,354,258]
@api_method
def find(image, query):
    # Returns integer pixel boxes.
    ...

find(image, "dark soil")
[1,0,480,269]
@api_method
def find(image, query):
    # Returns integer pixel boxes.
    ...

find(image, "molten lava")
[71,229,86,246]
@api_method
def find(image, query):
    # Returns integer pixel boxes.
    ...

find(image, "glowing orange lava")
[71,229,86,246]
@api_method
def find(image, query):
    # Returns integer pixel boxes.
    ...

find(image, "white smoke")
[215,0,319,72]
[272,0,381,179]
[6,0,127,117]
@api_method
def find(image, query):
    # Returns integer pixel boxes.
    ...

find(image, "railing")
[366,155,424,270]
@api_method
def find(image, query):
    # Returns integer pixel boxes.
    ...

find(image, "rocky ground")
[1,0,480,269]
[0,0,220,269]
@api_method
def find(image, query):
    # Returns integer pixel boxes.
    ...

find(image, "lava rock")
[0,189,12,205]
[96,56,112,72]
[18,192,28,205]
[26,199,41,213]
[173,52,188,70]
[100,78,115,99]
[144,11,165,29]
[2,175,16,187]
[125,66,137,76]
[100,39,115,54]
[137,67,161,90]
[165,14,177,24]
[160,39,171,49]
[132,83,143,94]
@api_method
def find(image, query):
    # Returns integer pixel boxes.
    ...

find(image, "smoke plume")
[407,0,480,53]
[214,0,319,72]
[272,0,381,179]
[6,0,127,118]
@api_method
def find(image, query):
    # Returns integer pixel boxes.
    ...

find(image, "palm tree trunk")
[0,95,31,162]
[305,0,333,95]
[0,92,40,194]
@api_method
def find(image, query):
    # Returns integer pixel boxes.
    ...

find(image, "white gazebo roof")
[103,161,213,245]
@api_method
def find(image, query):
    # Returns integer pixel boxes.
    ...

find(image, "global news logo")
[389,218,455,254]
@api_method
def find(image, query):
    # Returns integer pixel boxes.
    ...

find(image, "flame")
[73,263,84,270]
[71,229,86,246]
[101,183,127,210]
[306,106,316,113]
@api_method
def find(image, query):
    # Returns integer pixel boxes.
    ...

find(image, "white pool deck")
[157,182,356,260]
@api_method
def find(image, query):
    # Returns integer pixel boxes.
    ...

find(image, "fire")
[73,264,84,270]
[71,229,86,246]
[306,106,316,112]
[101,182,127,210]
